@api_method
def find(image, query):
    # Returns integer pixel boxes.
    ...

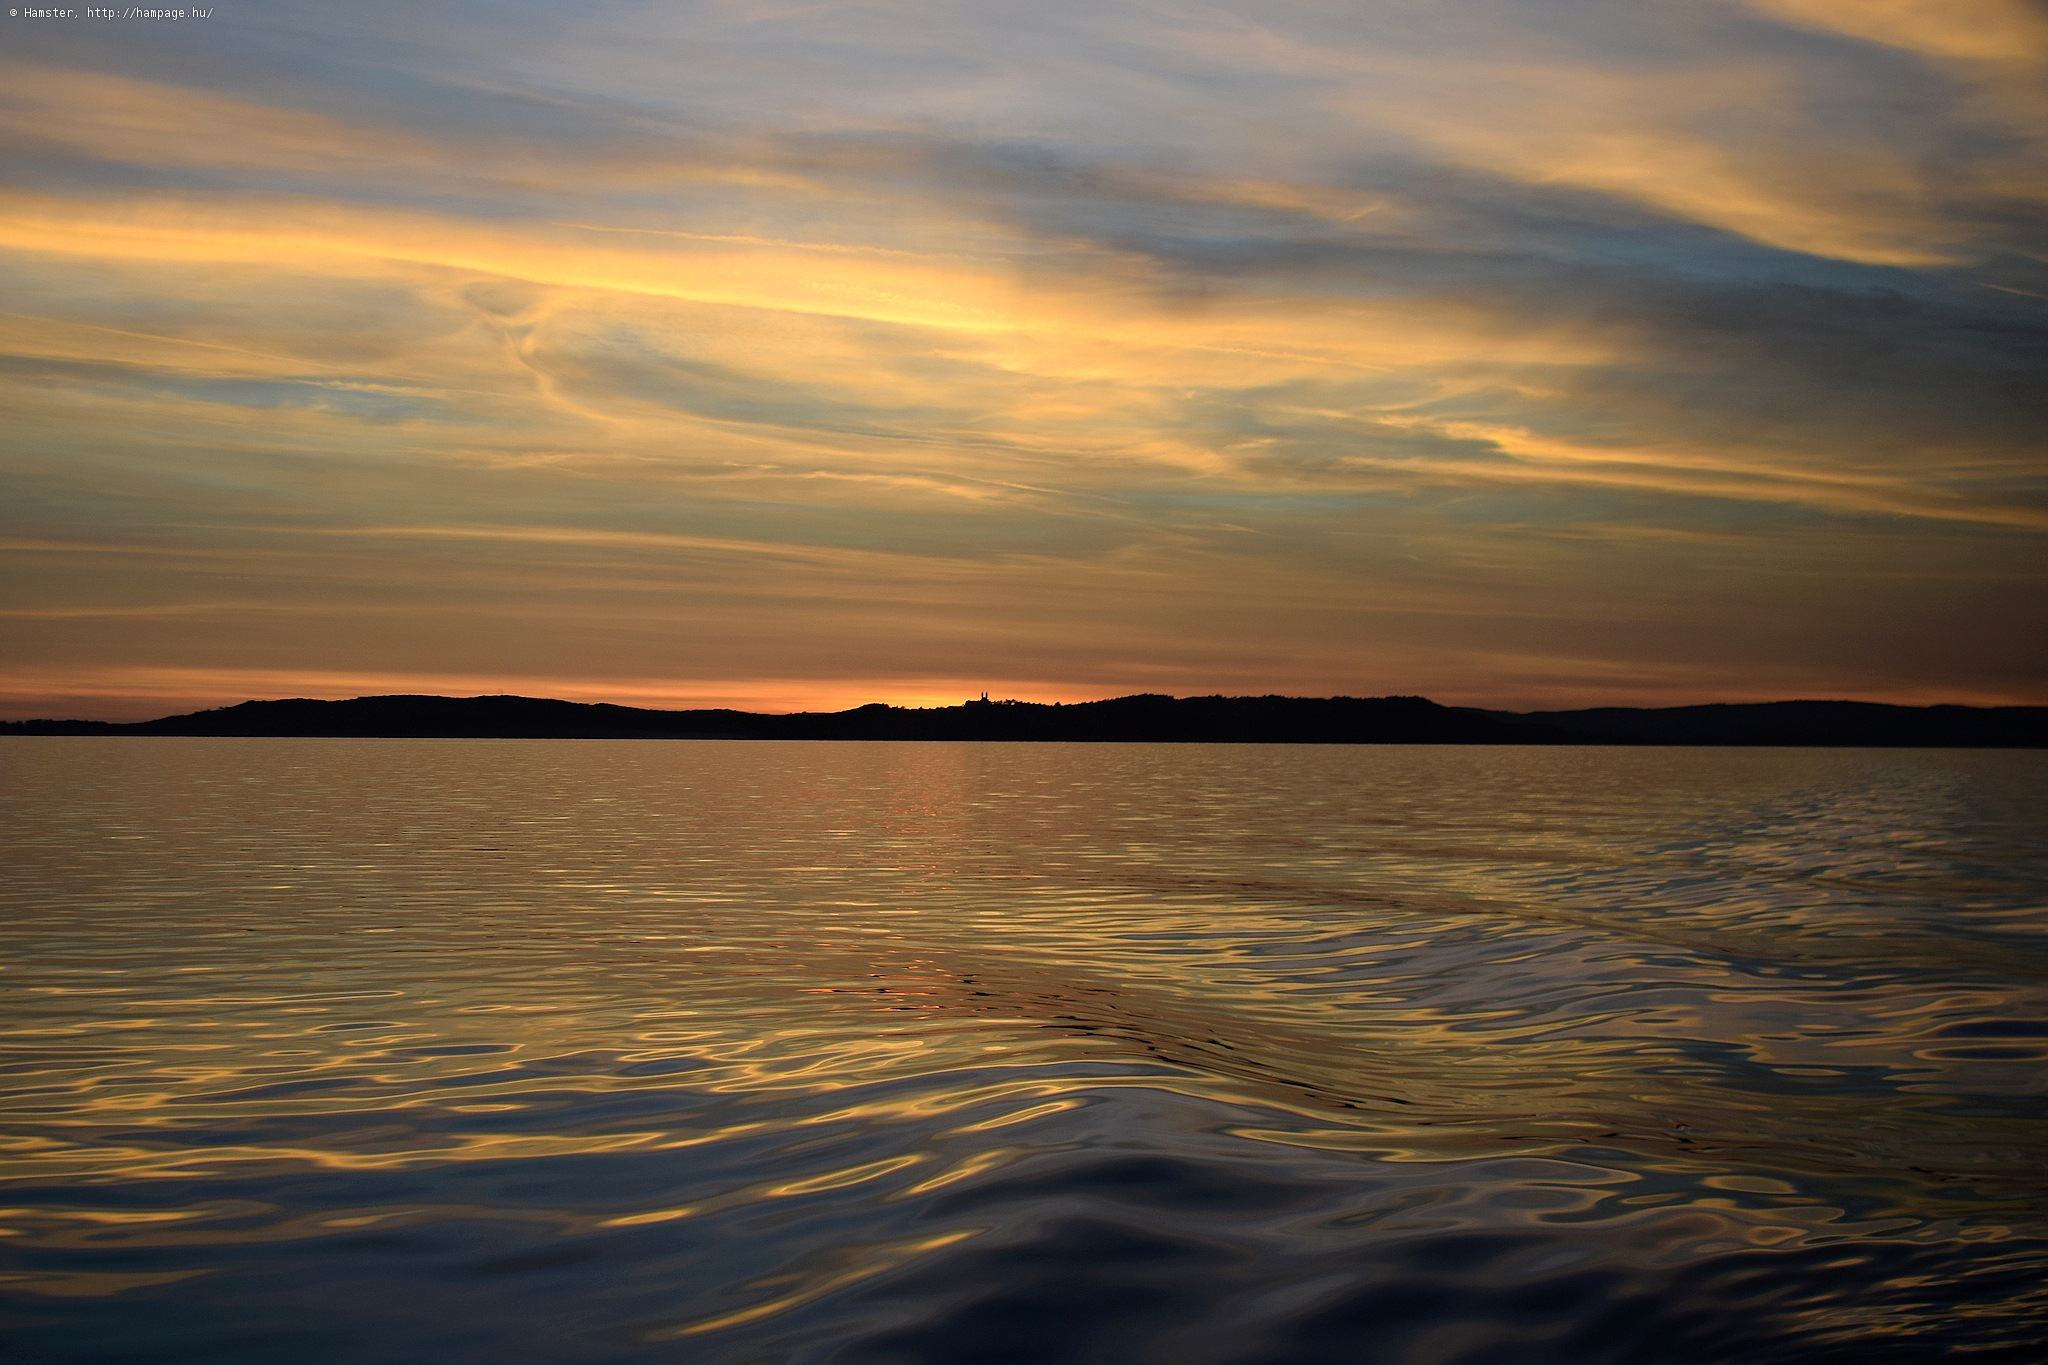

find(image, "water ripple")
[1,739,2043,1362]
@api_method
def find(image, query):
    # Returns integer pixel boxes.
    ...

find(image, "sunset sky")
[3,0,2044,719]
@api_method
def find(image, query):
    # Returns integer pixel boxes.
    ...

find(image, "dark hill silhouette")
[4,692,2045,745]
[1487,701,2048,748]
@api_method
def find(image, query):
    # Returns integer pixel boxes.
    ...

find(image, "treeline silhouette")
[5,693,2046,746]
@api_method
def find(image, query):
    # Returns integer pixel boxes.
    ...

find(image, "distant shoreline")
[5,693,2045,747]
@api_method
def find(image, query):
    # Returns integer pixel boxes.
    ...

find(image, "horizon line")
[9,688,2048,728]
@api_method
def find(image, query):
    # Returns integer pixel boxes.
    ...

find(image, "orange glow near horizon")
[0,669,1123,722]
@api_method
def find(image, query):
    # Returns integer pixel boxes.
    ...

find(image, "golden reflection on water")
[2,739,2045,1360]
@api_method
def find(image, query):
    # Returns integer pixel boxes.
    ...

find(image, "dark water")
[3,740,2045,1364]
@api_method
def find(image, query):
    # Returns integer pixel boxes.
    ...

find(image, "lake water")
[3,739,2045,1363]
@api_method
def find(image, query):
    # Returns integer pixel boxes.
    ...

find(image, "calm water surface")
[3,740,2045,1363]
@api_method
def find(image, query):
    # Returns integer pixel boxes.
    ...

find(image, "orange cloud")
[1739,0,2048,65]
